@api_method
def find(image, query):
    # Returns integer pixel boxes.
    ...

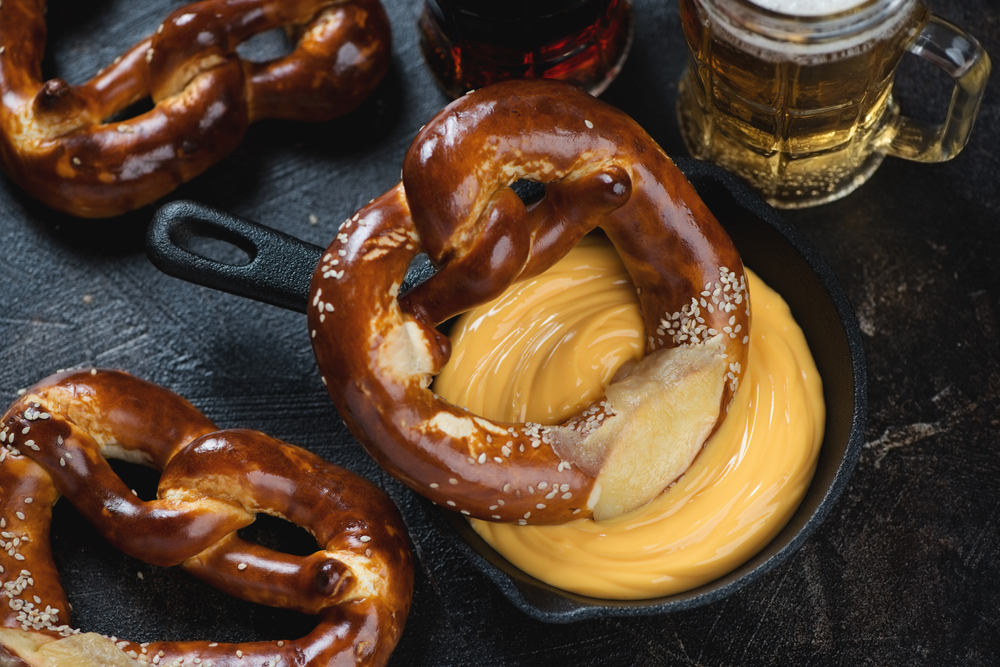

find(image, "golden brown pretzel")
[0,369,412,667]
[309,79,751,525]
[0,0,390,218]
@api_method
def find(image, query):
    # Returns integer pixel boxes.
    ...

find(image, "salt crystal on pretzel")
[0,369,412,667]
[309,79,752,524]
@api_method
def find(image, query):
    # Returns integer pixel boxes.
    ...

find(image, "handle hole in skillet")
[170,220,256,267]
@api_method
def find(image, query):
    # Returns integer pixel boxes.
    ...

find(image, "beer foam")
[707,0,917,64]
[748,0,865,16]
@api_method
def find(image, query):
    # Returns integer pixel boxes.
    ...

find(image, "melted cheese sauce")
[435,235,645,424]
[433,234,825,600]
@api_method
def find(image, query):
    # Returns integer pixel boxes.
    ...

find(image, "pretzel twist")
[0,0,391,218]
[308,79,752,525]
[0,369,412,667]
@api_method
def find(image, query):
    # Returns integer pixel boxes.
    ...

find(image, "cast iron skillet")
[146,158,868,623]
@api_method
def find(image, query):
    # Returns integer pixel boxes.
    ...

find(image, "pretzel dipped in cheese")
[0,0,390,218]
[309,79,751,525]
[0,369,412,667]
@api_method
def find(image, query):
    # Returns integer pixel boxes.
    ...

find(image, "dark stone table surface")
[1,0,997,664]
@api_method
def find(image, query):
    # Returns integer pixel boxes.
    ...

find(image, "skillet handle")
[147,200,324,314]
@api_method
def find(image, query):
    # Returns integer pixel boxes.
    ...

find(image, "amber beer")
[419,0,633,99]
[677,0,991,208]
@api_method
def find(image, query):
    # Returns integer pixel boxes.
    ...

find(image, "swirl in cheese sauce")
[433,233,824,600]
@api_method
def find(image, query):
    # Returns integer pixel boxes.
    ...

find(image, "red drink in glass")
[419,0,633,98]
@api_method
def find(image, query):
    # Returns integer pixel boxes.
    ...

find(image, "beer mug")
[676,0,991,208]
[419,0,634,99]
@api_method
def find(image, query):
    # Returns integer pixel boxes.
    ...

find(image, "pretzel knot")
[309,79,752,526]
[0,370,413,667]
[0,0,391,218]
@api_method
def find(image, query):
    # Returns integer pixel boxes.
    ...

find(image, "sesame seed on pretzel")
[0,369,412,667]
[308,79,751,525]
[0,0,390,218]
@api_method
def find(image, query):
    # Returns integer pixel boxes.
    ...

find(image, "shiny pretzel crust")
[0,369,412,667]
[309,80,751,526]
[0,0,390,218]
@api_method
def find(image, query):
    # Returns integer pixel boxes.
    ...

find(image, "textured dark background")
[1,0,998,665]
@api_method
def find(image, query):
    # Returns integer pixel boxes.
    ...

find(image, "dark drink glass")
[419,0,633,99]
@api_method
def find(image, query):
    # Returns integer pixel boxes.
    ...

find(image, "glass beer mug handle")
[886,15,992,163]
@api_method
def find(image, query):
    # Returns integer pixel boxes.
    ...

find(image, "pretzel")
[308,79,752,525]
[0,0,390,218]
[0,369,412,667]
